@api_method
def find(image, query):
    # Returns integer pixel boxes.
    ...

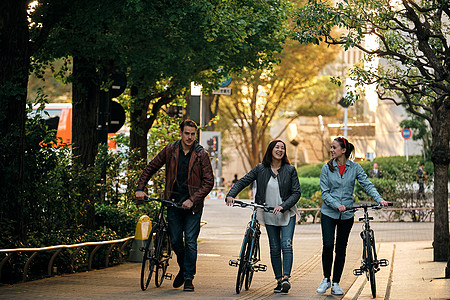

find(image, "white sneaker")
[316,278,331,293]
[331,282,344,295]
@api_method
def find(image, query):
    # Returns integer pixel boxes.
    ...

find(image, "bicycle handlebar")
[141,196,184,209]
[232,200,275,212]
[347,202,393,212]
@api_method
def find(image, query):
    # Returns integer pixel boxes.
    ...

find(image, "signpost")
[212,88,232,95]
[401,128,412,161]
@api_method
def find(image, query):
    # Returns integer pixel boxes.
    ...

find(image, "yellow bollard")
[129,215,152,262]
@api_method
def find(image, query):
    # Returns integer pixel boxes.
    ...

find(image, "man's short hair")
[180,119,198,132]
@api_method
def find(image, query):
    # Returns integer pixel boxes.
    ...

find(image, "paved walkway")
[0,199,449,299]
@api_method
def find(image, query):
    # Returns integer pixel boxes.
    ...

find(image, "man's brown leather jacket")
[137,140,214,212]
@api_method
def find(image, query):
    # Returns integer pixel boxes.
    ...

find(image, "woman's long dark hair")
[262,140,290,167]
[327,137,355,172]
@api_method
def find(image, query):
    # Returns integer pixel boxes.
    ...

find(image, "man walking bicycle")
[136,120,214,292]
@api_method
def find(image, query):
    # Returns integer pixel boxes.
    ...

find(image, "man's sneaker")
[331,282,344,295]
[316,278,331,293]
[184,279,194,292]
[173,271,184,288]
[281,278,291,293]
[274,281,282,293]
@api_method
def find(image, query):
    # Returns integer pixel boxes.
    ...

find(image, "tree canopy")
[218,38,339,169]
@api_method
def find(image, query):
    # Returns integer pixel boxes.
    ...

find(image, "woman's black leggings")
[320,213,354,283]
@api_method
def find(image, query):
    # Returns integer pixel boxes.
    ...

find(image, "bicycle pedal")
[353,268,363,276]
[256,264,267,272]
[229,260,239,267]
[165,273,173,280]
[379,259,389,267]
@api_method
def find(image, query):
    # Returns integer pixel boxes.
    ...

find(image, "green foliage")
[353,178,397,202]
[299,177,321,199]
[359,156,436,181]
[298,163,324,178]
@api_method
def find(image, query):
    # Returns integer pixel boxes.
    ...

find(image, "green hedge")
[299,177,321,199]
[353,178,398,202]
[298,163,324,178]
[298,156,449,181]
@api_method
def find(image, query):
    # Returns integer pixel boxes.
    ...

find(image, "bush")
[359,156,436,181]
[354,178,398,202]
[299,177,321,199]
[95,200,162,235]
[298,163,324,178]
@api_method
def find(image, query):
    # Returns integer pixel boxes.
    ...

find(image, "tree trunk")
[72,56,100,229]
[0,0,29,238]
[129,91,151,161]
[72,56,100,168]
[430,102,450,263]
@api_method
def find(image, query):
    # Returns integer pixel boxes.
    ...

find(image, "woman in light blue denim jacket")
[316,137,389,296]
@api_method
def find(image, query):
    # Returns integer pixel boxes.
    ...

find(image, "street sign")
[219,76,232,87]
[212,88,232,95]
[217,68,232,87]
[401,128,412,139]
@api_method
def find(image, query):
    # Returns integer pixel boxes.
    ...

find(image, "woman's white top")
[262,175,296,226]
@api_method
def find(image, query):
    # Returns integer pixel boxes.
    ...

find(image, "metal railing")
[0,236,134,282]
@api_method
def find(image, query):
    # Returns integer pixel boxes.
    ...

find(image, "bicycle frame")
[140,197,181,290]
[349,203,390,298]
[229,200,273,294]
[239,207,263,271]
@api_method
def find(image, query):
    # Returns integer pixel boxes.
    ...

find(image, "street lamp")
[287,123,299,169]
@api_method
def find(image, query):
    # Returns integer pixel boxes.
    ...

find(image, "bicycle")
[228,200,274,294]
[139,197,182,291]
[348,202,392,298]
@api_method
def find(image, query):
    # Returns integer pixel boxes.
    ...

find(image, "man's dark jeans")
[320,213,354,283]
[167,206,202,281]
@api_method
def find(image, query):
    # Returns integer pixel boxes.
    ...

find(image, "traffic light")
[206,136,218,157]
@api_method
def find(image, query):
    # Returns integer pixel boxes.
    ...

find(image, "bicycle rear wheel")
[245,235,258,290]
[365,232,376,297]
[140,228,158,291]
[155,230,171,287]
[236,230,251,294]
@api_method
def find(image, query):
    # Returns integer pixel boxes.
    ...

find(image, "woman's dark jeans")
[167,206,202,281]
[320,213,354,283]
[265,215,296,279]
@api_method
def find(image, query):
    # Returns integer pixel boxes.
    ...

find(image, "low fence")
[0,236,134,283]
[297,207,435,223]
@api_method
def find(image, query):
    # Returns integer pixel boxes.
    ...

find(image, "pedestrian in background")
[416,162,427,200]
[135,120,214,292]
[226,140,301,294]
[368,162,381,178]
[317,137,389,295]
[232,174,239,186]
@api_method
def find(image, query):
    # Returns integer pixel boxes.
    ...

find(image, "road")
[0,197,439,299]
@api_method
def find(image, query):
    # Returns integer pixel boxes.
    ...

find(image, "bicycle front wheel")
[236,230,252,294]
[365,232,376,297]
[245,234,259,290]
[155,230,171,287]
[140,228,158,291]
